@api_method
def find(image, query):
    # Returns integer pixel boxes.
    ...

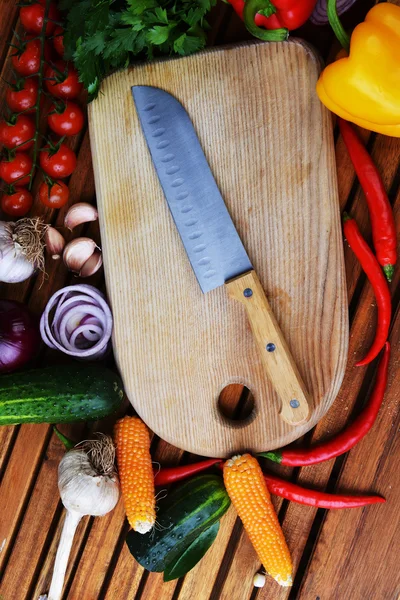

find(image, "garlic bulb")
[0,218,46,283]
[44,435,119,600]
[64,202,98,231]
[59,446,119,516]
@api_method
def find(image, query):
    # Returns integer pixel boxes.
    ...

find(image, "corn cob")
[114,416,155,534]
[223,454,292,587]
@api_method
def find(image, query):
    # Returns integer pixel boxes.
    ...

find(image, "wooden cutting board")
[88,40,348,457]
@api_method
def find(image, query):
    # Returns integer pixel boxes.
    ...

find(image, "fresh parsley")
[59,0,216,100]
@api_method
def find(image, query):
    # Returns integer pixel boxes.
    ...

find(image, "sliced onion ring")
[40,284,113,360]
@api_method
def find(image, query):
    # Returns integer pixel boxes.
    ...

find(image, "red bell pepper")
[227,0,317,32]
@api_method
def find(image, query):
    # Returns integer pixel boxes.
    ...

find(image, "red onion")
[0,300,40,374]
[40,285,113,360]
[310,0,357,25]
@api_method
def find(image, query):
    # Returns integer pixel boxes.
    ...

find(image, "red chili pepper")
[227,0,317,33]
[260,342,390,466]
[344,216,391,366]
[263,473,385,509]
[153,458,222,486]
[338,118,397,283]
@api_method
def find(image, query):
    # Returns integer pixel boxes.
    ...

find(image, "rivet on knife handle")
[226,270,310,425]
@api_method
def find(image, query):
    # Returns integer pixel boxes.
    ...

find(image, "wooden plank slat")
[0,425,77,598]
[0,426,17,476]
[0,424,50,573]
[298,305,400,600]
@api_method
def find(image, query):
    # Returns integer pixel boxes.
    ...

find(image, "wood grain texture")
[89,40,348,457]
[226,270,311,424]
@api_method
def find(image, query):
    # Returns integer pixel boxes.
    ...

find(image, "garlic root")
[0,218,46,283]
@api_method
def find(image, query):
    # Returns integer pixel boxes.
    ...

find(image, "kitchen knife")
[132,85,310,425]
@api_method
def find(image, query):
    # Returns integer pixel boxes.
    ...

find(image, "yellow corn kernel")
[223,454,292,587]
[114,416,155,534]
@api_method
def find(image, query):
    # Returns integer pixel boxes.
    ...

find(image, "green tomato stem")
[27,0,52,190]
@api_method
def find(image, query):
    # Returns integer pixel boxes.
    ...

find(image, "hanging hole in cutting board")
[218,384,255,422]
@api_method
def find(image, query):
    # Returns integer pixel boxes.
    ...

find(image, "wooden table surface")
[0,1,399,599]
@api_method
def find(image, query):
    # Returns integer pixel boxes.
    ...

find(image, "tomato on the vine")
[0,153,33,186]
[20,0,60,35]
[45,61,83,99]
[48,101,84,136]
[53,26,64,57]
[0,115,35,150]
[1,188,33,217]
[6,78,38,113]
[11,38,51,77]
[39,143,77,178]
[39,179,69,208]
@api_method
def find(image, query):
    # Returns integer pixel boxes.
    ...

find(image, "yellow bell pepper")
[316,3,400,138]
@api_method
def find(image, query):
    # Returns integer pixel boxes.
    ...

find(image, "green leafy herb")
[61,0,216,100]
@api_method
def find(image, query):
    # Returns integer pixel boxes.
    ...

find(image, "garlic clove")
[253,573,266,588]
[63,237,98,274]
[45,227,66,260]
[64,202,98,231]
[79,249,103,278]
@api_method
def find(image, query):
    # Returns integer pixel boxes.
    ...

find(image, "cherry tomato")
[20,0,60,35]
[12,38,40,76]
[11,38,51,77]
[39,179,69,208]
[40,143,77,178]
[1,188,33,217]
[6,78,38,113]
[53,26,64,57]
[45,61,83,99]
[48,101,84,136]
[0,153,33,186]
[0,115,35,150]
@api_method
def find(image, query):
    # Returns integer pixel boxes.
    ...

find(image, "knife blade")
[132,85,310,425]
[132,85,252,294]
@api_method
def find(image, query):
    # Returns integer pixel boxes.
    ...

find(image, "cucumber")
[126,475,230,574]
[163,521,220,581]
[0,365,124,425]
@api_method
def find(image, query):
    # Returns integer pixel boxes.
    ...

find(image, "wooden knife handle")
[226,270,310,425]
